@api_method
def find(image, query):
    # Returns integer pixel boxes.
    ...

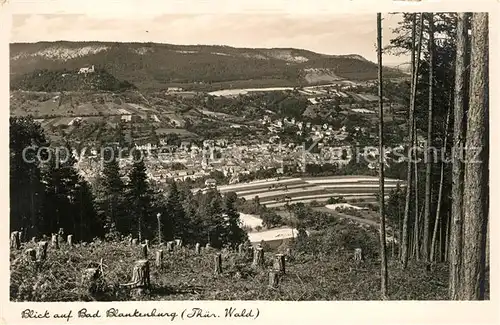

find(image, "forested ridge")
[10,42,403,90]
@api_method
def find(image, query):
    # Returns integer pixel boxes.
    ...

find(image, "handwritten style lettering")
[106,308,177,321]
[21,309,50,319]
[225,307,256,318]
[185,308,218,318]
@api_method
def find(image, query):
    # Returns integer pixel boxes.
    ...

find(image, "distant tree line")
[11,68,136,92]
[10,116,247,248]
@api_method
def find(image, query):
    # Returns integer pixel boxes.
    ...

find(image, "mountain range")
[10,41,404,91]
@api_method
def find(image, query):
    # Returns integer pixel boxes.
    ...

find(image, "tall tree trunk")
[413,125,420,261]
[449,12,470,300]
[377,13,388,299]
[401,13,424,268]
[138,209,143,242]
[460,12,488,300]
[445,211,450,262]
[438,216,443,262]
[423,13,434,263]
[430,106,451,262]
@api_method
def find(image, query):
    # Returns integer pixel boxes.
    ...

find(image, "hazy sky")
[11,13,408,64]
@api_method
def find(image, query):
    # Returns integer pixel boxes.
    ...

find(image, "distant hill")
[10,42,403,90]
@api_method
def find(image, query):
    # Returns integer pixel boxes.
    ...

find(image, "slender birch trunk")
[430,106,451,262]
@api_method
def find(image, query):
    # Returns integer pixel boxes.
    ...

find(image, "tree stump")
[155,250,163,268]
[25,248,37,262]
[166,241,174,252]
[128,260,151,289]
[131,239,138,246]
[144,239,149,247]
[247,246,254,260]
[128,237,133,245]
[67,235,73,247]
[31,237,37,244]
[17,231,23,244]
[81,267,101,294]
[195,243,200,254]
[141,244,148,259]
[354,248,363,261]
[51,234,59,249]
[252,247,264,268]
[175,239,182,248]
[37,241,48,261]
[268,271,279,288]
[205,243,211,250]
[284,248,294,262]
[10,231,20,250]
[238,243,244,255]
[274,254,286,274]
[214,253,222,275]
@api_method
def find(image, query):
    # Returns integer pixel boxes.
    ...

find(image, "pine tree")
[10,117,48,238]
[164,181,189,241]
[449,12,471,300]
[42,144,80,237]
[41,143,101,242]
[197,190,224,247]
[100,150,126,236]
[222,192,248,248]
[377,12,388,299]
[422,12,435,263]
[460,12,488,300]
[74,177,104,242]
[401,13,424,267]
[125,151,154,241]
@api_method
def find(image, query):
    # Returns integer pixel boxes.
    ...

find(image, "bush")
[294,219,379,259]
[327,196,346,204]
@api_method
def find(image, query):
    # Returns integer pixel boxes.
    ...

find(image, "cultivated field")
[218,175,404,207]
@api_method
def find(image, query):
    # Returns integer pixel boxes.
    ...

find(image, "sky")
[11,13,408,65]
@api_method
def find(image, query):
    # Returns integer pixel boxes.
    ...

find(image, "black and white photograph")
[6,0,492,311]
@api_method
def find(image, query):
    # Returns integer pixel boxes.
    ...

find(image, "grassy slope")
[11,239,449,302]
